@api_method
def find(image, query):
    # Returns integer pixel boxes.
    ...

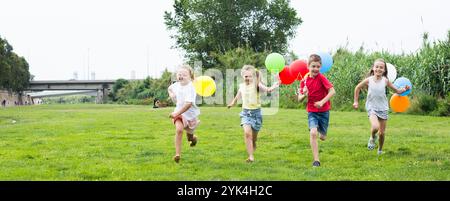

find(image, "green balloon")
[265,53,285,73]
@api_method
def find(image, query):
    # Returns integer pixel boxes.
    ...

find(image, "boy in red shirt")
[298,54,336,167]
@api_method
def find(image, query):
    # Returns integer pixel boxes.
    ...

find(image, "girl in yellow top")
[228,65,279,162]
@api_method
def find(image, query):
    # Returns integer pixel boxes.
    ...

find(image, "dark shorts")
[240,108,262,132]
[308,111,330,135]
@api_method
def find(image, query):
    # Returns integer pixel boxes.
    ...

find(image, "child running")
[353,58,410,155]
[168,65,200,163]
[298,54,336,167]
[227,65,279,163]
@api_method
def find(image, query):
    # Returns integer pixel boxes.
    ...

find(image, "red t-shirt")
[300,73,333,112]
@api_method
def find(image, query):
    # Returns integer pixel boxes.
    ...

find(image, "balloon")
[278,66,296,85]
[289,60,309,80]
[390,94,410,113]
[265,53,285,73]
[386,63,397,82]
[317,52,333,74]
[193,76,216,97]
[393,77,412,96]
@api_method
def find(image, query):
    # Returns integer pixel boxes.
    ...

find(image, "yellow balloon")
[193,76,216,97]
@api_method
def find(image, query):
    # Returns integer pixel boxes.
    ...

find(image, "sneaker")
[367,137,376,150]
[377,150,383,155]
[312,161,321,167]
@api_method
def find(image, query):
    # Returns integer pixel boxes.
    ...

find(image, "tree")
[213,46,268,70]
[0,36,12,90]
[0,35,30,93]
[110,78,129,101]
[164,0,302,68]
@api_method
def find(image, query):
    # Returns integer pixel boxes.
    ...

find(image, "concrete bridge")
[27,80,117,103]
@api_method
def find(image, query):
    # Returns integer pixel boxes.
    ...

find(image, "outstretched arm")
[353,78,369,109]
[227,90,242,108]
[258,81,279,93]
[387,80,410,94]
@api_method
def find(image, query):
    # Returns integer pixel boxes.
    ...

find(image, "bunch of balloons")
[266,52,333,85]
[387,63,413,113]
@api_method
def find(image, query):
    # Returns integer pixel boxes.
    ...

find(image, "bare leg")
[243,125,254,162]
[174,120,184,162]
[369,114,380,139]
[252,131,258,151]
[310,128,319,162]
[378,119,387,151]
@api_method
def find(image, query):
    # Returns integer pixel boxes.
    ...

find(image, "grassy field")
[0,104,448,181]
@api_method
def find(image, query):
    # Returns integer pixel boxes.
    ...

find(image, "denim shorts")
[240,108,263,132]
[308,111,330,135]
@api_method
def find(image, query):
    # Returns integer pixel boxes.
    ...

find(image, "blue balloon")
[317,52,333,74]
[393,77,412,96]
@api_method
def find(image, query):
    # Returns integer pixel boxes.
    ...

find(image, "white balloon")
[386,63,397,82]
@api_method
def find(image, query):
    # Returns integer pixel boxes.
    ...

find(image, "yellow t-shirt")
[240,83,261,109]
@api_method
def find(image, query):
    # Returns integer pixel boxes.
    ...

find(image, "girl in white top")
[353,59,410,155]
[228,65,279,163]
[168,65,200,163]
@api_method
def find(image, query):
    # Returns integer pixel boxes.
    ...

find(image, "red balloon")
[289,60,309,80]
[279,66,296,85]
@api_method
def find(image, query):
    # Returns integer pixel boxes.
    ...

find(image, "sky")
[0,0,449,80]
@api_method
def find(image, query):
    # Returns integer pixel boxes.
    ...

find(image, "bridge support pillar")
[95,89,102,104]
[95,88,109,104]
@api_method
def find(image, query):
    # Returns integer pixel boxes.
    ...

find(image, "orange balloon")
[390,94,410,113]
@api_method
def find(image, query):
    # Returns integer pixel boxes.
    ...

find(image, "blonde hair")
[241,65,261,92]
[177,64,195,80]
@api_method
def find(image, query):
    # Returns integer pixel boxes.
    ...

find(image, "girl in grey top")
[353,59,410,155]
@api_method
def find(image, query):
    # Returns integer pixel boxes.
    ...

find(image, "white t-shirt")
[169,81,200,120]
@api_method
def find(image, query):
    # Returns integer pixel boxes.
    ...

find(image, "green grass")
[0,104,449,180]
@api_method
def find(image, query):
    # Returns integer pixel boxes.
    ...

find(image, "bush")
[42,95,95,104]
[122,99,151,105]
[432,93,450,116]
[409,92,430,115]
[409,92,450,116]
[113,69,172,105]
[418,94,438,113]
